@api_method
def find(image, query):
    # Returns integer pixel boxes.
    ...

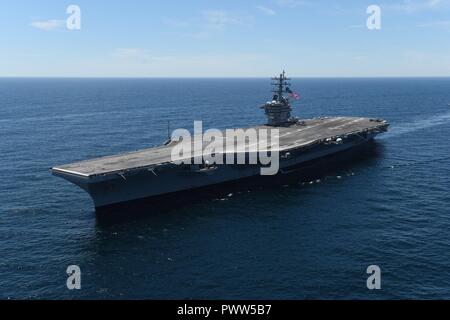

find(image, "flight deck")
[52,116,388,179]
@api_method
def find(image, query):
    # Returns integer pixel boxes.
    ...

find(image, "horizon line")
[1,76,450,79]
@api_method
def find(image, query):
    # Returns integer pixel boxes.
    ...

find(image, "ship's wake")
[383,111,450,139]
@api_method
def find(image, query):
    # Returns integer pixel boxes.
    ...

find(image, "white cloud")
[162,10,251,39]
[274,0,309,8]
[30,19,65,31]
[256,6,276,15]
[386,0,449,13]
[429,0,443,7]
[202,10,247,30]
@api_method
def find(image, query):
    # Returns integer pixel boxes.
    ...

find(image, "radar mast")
[261,70,293,126]
[271,70,291,103]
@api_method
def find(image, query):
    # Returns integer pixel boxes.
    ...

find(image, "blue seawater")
[1,78,450,299]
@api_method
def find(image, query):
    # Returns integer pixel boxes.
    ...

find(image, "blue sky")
[0,0,449,77]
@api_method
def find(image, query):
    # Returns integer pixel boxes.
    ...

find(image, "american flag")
[286,87,300,100]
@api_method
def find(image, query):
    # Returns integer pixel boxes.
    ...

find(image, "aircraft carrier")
[52,72,389,213]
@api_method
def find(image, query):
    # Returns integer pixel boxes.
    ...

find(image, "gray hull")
[54,132,378,209]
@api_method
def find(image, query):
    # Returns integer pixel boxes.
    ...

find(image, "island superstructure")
[52,72,389,213]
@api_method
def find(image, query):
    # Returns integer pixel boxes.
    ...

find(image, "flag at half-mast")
[286,87,300,100]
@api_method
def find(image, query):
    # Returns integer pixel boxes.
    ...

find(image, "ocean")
[1,78,449,299]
